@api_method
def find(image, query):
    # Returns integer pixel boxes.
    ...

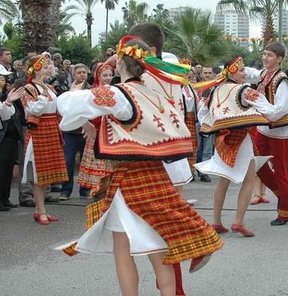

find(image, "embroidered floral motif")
[178,99,184,112]
[92,86,116,107]
[222,107,231,114]
[170,110,180,128]
[245,88,260,102]
[153,114,165,132]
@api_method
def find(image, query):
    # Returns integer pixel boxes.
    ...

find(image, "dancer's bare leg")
[235,160,255,225]
[213,177,230,225]
[33,184,48,220]
[113,232,139,296]
[149,252,176,296]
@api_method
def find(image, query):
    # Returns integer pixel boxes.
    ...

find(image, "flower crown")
[222,56,244,77]
[116,35,155,60]
[27,55,50,76]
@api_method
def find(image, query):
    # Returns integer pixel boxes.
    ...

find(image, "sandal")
[250,194,262,205]
[260,193,270,203]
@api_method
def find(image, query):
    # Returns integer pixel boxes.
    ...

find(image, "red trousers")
[255,132,288,218]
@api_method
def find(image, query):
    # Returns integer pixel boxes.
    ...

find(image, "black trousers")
[0,136,18,202]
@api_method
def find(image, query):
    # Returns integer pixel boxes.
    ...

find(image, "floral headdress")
[116,35,190,85]
[192,56,245,91]
[27,54,50,77]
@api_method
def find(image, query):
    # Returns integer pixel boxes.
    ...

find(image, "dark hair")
[0,47,10,56]
[265,42,286,58]
[128,23,165,58]
[122,39,150,77]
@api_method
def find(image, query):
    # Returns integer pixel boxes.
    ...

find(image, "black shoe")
[3,200,18,208]
[20,200,35,207]
[271,218,288,226]
[200,175,211,182]
[0,201,10,211]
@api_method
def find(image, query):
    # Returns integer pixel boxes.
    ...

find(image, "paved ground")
[1,176,288,296]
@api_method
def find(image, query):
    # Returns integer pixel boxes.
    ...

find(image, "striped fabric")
[78,138,113,193]
[185,112,197,171]
[215,129,248,167]
[104,161,223,264]
[26,114,68,185]
[63,161,223,261]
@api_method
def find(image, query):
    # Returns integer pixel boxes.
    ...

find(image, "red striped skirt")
[103,160,223,264]
[25,114,68,185]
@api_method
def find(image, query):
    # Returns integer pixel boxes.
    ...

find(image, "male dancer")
[245,41,288,225]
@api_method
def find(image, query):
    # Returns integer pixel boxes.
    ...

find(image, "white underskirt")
[162,158,193,186]
[22,138,38,183]
[75,188,168,256]
[194,134,272,183]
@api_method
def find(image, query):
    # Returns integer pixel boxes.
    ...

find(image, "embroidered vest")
[200,83,269,134]
[257,70,288,128]
[95,81,193,161]
[141,71,185,120]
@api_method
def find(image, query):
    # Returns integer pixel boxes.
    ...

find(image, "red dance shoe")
[33,213,49,225]
[189,254,211,273]
[231,224,254,237]
[212,224,229,234]
[250,194,270,205]
[46,214,59,222]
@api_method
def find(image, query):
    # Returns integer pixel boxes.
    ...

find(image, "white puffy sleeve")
[245,67,262,84]
[0,101,15,120]
[57,85,133,131]
[241,86,287,121]
[25,95,49,117]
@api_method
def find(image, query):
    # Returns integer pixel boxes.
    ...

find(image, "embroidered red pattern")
[245,88,260,102]
[153,114,165,132]
[92,86,116,107]
[222,107,231,114]
[170,110,180,128]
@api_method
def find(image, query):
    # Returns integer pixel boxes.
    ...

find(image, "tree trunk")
[86,13,93,48]
[105,8,109,40]
[263,14,276,45]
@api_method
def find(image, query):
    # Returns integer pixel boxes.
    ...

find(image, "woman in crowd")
[78,63,114,198]
[57,36,223,296]
[195,57,278,237]
[21,54,68,225]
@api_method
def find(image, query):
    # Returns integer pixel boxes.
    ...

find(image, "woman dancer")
[57,36,223,296]
[195,57,277,237]
[21,54,68,225]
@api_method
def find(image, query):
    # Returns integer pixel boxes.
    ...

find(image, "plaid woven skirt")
[64,160,223,264]
[25,114,68,185]
[78,138,113,193]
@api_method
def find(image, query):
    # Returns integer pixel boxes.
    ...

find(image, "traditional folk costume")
[20,56,68,186]
[78,64,114,196]
[245,67,288,222]
[195,57,278,183]
[57,37,223,271]
[141,52,193,186]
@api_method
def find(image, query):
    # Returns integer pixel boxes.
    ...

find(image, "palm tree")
[64,0,99,47]
[20,0,61,53]
[218,0,287,44]
[121,0,148,29]
[149,3,170,25]
[0,0,19,23]
[165,8,228,65]
[101,0,119,40]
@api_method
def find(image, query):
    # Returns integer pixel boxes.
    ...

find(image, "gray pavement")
[1,176,288,296]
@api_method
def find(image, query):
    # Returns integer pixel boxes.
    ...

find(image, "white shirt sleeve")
[241,85,288,121]
[0,101,15,120]
[57,86,133,131]
[25,95,49,117]
[245,67,262,84]
[197,103,209,125]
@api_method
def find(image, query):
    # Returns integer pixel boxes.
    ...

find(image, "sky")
[67,0,262,47]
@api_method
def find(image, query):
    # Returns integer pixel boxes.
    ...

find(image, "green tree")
[64,0,99,47]
[149,4,170,25]
[165,8,228,65]
[54,34,99,64]
[218,0,284,44]
[122,0,148,29]
[101,0,119,40]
